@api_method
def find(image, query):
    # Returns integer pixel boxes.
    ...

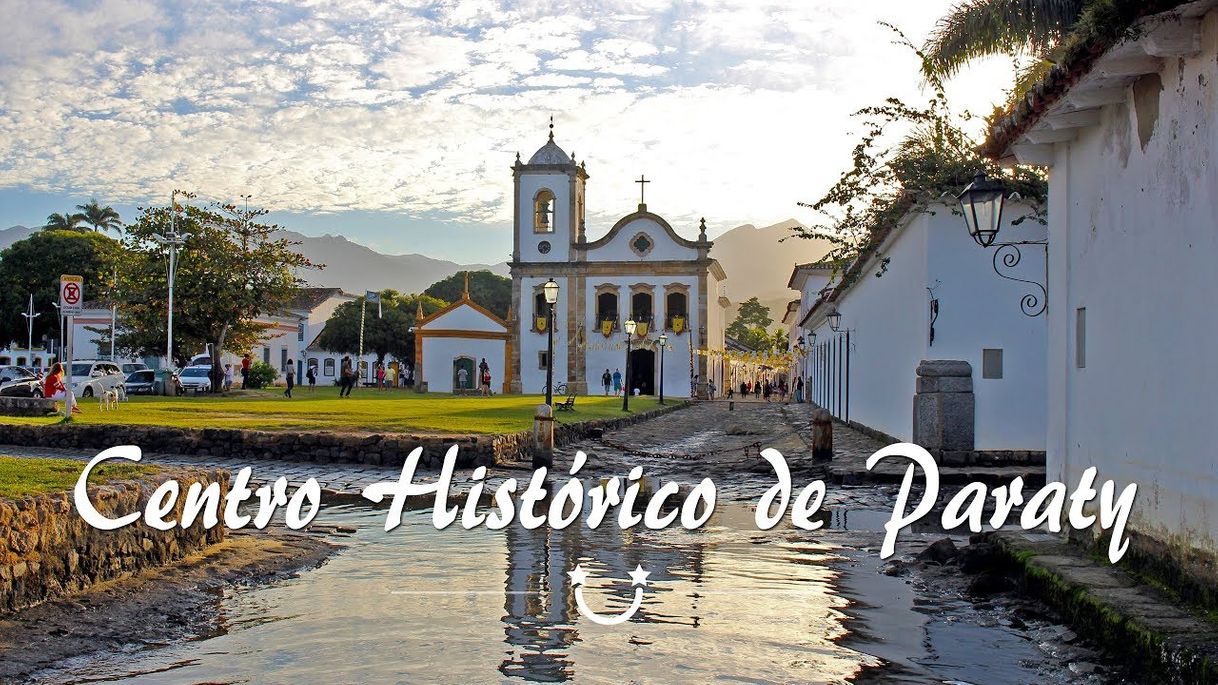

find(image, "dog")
[100,388,119,411]
[115,385,128,402]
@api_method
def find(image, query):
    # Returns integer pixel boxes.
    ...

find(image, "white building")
[986,1,1218,575]
[414,281,509,393]
[794,202,1047,452]
[787,262,836,386]
[508,124,730,398]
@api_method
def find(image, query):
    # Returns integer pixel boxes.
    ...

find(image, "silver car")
[177,365,213,394]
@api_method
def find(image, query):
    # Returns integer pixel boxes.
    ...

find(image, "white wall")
[421,336,505,393]
[803,204,1046,451]
[585,216,699,262]
[1043,12,1218,557]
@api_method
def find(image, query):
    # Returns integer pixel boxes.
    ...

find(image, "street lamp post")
[657,332,668,404]
[20,294,40,364]
[623,319,636,411]
[543,278,559,406]
[154,191,186,369]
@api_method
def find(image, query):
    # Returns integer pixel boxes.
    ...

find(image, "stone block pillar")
[913,360,974,456]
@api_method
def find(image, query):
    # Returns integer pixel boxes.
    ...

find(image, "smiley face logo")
[569,564,650,626]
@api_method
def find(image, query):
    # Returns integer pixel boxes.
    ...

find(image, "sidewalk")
[994,532,1218,682]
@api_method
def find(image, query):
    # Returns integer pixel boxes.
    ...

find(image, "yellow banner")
[671,315,685,334]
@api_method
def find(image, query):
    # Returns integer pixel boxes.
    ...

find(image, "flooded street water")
[20,403,1124,684]
[31,499,1116,684]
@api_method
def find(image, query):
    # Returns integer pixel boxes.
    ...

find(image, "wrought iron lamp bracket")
[988,240,1048,317]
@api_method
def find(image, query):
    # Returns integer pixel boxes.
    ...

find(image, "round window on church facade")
[538,240,552,254]
[631,233,653,256]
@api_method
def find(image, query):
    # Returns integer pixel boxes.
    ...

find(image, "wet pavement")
[2,401,1133,683]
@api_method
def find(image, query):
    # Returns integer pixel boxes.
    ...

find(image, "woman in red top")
[44,362,81,415]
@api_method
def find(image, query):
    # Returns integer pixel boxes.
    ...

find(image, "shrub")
[247,361,278,389]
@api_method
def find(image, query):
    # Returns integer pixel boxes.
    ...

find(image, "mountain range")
[0,221,829,325]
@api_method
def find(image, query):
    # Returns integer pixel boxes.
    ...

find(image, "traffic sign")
[60,274,83,317]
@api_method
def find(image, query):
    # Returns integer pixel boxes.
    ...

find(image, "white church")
[418,123,730,398]
[509,123,729,398]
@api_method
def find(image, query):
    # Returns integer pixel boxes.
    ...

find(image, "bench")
[556,394,577,412]
[0,396,59,417]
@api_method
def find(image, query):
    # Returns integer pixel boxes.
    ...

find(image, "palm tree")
[76,198,123,234]
[923,0,1087,79]
[43,212,87,231]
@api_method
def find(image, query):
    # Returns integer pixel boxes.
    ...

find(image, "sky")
[0,0,1015,264]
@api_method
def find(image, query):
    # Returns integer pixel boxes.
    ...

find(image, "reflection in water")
[28,500,1070,685]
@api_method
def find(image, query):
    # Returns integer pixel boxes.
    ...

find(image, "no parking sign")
[60,274,83,317]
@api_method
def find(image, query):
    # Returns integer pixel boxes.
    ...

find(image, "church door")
[453,357,475,392]
[628,348,655,395]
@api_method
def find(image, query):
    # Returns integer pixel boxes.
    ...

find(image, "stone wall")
[0,466,228,613]
[0,397,57,417]
[0,402,691,469]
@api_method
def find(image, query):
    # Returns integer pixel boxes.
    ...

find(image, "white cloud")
[0,0,1015,246]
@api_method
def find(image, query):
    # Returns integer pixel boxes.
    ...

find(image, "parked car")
[121,362,149,375]
[125,369,184,396]
[177,365,213,393]
[0,365,42,397]
[69,360,126,398]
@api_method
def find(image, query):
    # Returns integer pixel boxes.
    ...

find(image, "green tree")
[922,0,1085,83]
[794,27,1046,285]
[43,212,87,232]
[424,270,512,319]
[115,194,318,384]
[726,297,776,352]
[315,290,447,363]
[76,199,124,235]
[0,230,124,348]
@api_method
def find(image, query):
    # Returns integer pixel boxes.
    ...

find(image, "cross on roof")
[635,174,650,208]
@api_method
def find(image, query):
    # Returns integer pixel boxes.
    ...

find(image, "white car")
[177,365,213,393]
[70,360,126,398]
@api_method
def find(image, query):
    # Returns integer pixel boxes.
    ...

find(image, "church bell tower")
[512,118,588,263]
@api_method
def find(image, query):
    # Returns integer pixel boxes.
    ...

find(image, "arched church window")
[533,189,556,233]
[533,291,552,332]
[631,291,653,324]
[665,291,689,331]
[597,292,618,332]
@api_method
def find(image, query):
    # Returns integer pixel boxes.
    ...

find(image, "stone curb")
[993,532,1218,683]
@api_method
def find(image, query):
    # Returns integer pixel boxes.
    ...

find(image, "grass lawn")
[0,455,155,499]
[0,386,665,435]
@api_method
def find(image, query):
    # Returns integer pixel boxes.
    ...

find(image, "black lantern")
[958,172,1006,248]
[826,309,842,332]
[809,331,816,346]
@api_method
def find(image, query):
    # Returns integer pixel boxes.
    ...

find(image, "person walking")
[340,356,354,397]
[708,379,716,400]
[223,363,234,392]
[387,363,397,389]
[601,369,612,396]
[480,364,492,397]
[306,364,317,392]
[283,360,295,398]
[794,375,804,403]
[457,366,469,390]
[240,353,251,389]
[375,362,386,389]
[612,368,623,397]
[740,381,748,398]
